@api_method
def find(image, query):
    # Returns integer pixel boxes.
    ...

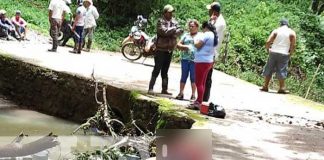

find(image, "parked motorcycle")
[121,15,156,62]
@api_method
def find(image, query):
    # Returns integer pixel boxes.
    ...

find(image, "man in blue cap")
[260,18,296,94]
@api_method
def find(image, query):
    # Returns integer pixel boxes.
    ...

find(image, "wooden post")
[305,64,321,99]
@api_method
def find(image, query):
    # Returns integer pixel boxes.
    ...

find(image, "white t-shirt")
[48,0,66,19]
[75,6,86,26]
[270,26,296,55]
[211,14,226,60]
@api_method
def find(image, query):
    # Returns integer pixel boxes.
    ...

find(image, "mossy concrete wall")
[0,54,194,131]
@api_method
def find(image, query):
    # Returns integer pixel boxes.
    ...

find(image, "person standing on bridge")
[260,18,296,94]
[188,21,218,109]
[148,4,183,95]
[82,0,99,52]
[48,0,67,52]
[203,2,227,102]
[69,1,86,54]
[175,20,200,100]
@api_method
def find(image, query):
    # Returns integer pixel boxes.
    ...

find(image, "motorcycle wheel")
[121,42,142,61]
[58,31,64,41]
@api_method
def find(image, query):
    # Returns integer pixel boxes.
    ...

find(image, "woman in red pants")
[188,21,218,109]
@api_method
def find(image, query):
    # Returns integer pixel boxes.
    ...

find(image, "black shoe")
[161,90,172,95]
[48,49,57,52]
[69,50,77,53]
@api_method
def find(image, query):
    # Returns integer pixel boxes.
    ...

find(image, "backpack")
[207,102,226,119]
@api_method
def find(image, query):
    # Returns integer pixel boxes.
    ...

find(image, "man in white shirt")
[48,0,66,52]
[82,0,99,52]
[203,2,227,101]
[260,19,296,94]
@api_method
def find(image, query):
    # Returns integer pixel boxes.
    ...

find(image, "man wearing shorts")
[260,18,296,94]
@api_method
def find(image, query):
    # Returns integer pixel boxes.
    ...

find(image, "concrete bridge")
[0,31,323,160]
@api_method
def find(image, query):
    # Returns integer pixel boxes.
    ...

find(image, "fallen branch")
[305,63,321,99]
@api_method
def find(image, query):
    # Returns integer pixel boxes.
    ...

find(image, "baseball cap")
[16,10,21,15]
[280,18,289,26]
[206,2,221,10]
[163,4,175,13]
[0,9,6,15]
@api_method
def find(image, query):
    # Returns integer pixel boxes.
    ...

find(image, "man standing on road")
[148,4,183,95]
[82,0,99,52]
[260,19,296,94]
[48,0,66,52]
[203,2,227,102]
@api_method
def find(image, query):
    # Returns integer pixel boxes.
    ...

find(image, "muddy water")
[0,96,79,136]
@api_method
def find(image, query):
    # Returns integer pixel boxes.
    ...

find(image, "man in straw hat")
[82,0,99,52]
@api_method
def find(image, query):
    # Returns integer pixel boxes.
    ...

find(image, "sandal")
[190,95,196,101]
[175,94,184,100]
[259,87,269,92]
[186,102,200,110]
[278,89,289,94]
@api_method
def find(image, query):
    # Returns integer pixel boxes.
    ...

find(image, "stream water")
[0,96,79,136]
[0,95,84,159]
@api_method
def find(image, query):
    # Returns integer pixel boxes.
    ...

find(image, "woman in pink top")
[11,10,27,40]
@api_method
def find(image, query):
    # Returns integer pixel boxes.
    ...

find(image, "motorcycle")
[121,15,156,62]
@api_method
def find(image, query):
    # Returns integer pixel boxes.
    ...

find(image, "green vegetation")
[1,0,323,103]
[156,98,206,126]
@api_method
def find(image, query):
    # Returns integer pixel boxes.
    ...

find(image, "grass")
[287,95,324,112]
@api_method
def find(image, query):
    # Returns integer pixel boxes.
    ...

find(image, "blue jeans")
[180,59,195,83]
[74,26,84,44]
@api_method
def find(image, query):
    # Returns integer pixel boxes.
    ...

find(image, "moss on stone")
[129,90,141,101]
[156,98,206,126]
